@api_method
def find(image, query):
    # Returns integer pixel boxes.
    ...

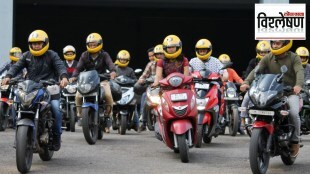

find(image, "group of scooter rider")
[1,29,309,159]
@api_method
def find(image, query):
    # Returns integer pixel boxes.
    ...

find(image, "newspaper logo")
[255,4,306,40]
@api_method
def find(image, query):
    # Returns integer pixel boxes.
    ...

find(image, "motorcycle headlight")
[18,90,38,107]
[79,84,92,93]
[168,76,183,87]
[65,85,77,94]
[196,98,209,111]
[227,87,236,98]
[118,95,130,105]
[150,95,161,105]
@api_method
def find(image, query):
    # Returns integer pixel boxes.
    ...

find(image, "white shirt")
[189,56,223,73]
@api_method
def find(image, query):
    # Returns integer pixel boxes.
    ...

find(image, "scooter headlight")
[190,95,196,109]
[168,76,183,87]
[227,87,236,98]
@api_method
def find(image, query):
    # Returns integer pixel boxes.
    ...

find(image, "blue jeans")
[140,92,147,123]
[51,99,62,136]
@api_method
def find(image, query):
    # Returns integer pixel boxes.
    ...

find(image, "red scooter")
[155,72,197,163]
[191,69,222,147]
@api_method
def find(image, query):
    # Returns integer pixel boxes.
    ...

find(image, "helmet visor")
[10,52,22,58]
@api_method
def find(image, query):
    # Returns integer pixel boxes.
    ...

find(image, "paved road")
[1,127,310,174]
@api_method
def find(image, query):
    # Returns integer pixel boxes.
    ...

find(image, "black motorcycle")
[77,70,109,145]
[222,82,241,136]
[60,83,77,132]
[300,81,310,135]
[248,65,299,174]
[15,79,58,173]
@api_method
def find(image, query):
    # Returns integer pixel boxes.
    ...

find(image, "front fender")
[253,121,274,134]
[16,118,35,127]
[170,119,193,135]
[82,102,98,111]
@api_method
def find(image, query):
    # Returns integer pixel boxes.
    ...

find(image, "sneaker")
[290,143,300,157]
[104,127,110,133]
[139,125,146,132]
[52,135,61,151]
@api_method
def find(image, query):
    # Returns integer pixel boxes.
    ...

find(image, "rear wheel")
[249,128,270,174]
[177,134,189,163]
[38,145,54,161]
[70,104,76,132]
[0,102,9,131]
[195,125,203,148]
[16,126,33,173]
[82,107,98,145]
[229,106,239,136]
[119,114,127,135]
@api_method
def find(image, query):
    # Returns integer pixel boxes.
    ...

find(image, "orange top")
[227,68,243,83]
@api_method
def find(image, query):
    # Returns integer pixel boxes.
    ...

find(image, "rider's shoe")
[290,143,300,157]
[52,135,61,151]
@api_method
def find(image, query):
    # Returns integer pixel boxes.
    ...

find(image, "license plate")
[171,93,187,101]
[195,83,209,90]
[249,110,274,116]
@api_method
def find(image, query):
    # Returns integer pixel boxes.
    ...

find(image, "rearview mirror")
[280,65,288,74]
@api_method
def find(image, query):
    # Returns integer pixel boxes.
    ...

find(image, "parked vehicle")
[300,80,310,135]
[248,66,299,174]
[191,69,222,147]
[60,83,77,132]
[15,79,58,173]
[156,72,197,163]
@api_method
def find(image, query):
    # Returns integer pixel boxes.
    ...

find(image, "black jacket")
[72,50,116,77]
[243,58,259,79]
[6,50,68,82]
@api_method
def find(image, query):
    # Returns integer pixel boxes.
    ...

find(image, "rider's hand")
[138,78,145,84]
[240,84,249,92]
[69,77,77,83]
[60,78,69,88]
[1,78,10,85]
[110,71,116,80]
[151,82,159,87]
[293,85,302,94]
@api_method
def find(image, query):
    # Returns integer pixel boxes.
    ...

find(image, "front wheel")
[177,134,189,163]
[249,128,270,174]
[146,106,155,131]
[82,107,98,145]
[118,114,127,135]
[228,106,239,136]
[70,104,76,132]
[0,102,9,131]
[195,125,203,148]
[16,126,33,173]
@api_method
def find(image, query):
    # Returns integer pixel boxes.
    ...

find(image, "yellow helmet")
[296,46,309,65]
[9,47,22,62]
[154,44,164,61]
[162,35,182,59]
[28,30,49,56]
[256,41,271,59]
[63,45,76,61]
[115,50,130,67]
[218,54,231,64]
[195,39,212,60]
[86,33,103,53]
[270,40,293,56]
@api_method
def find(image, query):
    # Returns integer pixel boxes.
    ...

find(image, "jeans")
[51,99,62,136]
[287,95,301,142]
[140,92,147,123]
